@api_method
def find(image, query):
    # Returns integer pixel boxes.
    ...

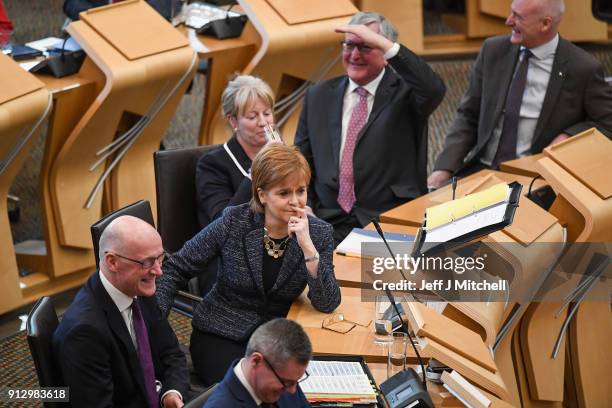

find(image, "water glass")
[374,295,393,344]
[387,332,407,379]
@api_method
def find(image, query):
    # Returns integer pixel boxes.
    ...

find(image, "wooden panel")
[0,57,50,313]
[479,0,508,18]
[358,0,424,53]
[545,128,612,200]
[266,0,357,25]
[80,0,188,60]
[503,196,557,245]
[520,302,566,402]
[466,0,507,39]
[558,1,608,42]
[420,337,508,400]
[406,302,497,373]
[500,153,545,178]
[0,54,45,105]
[569,302,612,408]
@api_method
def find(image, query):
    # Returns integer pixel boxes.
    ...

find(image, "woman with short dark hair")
[157,143,341,386]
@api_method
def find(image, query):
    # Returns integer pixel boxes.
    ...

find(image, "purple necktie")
[493,49,533,167]
[338,87,369,213]
[131,300,158,408]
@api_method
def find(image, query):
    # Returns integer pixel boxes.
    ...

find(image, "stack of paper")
[300,360,378,404]
[336,228,414,258]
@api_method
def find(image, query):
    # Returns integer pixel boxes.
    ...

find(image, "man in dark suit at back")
[295,11,446,245]
[204,318,311,407]
[53,215,188,408]
[63,0,171,21]
[428,0,612,189]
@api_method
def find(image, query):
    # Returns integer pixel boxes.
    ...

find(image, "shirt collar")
[99,270,134,313]
[347,67,386,97]
[522,33,558,60]
[234,358,262,405]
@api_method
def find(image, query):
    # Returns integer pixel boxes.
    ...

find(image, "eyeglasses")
[321,313,372,334]
[261,355,309,389]
[105,251,167,270]
[341,41,374,54]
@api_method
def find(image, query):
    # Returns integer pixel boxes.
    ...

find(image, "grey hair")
[348,11,398,42]
[98,220,122,269]
[245,319,312,366]
[546,0,565,24]
[221,75,274,119]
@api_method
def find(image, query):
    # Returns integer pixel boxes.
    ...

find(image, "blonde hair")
[250,144,311,213]
[221,75,275,120]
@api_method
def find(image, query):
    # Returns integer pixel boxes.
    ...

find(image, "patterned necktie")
[493,49,533,167]
[131,300,158,408]
[338,87,369,213]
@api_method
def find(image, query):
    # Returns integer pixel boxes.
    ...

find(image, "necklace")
[263,228,290,259]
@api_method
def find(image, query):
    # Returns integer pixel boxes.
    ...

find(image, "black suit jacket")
[204,360,310,407]
[195,136,252,228]
[295,45,445,227]
[435,35,612,173]
[53,272,188,408]
[63,0,171,20]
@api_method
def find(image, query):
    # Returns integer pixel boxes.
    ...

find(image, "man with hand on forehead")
[295,11,445,245]
[53,216,188,408]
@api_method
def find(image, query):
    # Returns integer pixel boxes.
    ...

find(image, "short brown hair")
[250,144,311,213]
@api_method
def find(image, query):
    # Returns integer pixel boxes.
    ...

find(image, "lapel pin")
[559,71,563,76]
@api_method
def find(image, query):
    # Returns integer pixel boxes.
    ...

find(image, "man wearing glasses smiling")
[53,216,189,407]
[296,11,445,245]
[204,318,311,407]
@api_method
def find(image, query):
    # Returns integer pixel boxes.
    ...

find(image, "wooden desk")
[380,169,545,227]
[499,153,544,178]
[288,287,426,364]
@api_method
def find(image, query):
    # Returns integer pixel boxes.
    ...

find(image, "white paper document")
[300,360,375,396]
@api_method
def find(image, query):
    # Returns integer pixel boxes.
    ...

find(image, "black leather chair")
[90,199,201,317]
[90,199,155,267]
[184,383,218,407]
[26,296,64,408]
[154,145,216,252]
[154,145,216,307]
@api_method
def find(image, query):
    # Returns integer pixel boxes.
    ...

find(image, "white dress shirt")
[99,271,182,406]
[482,34,559,164]
[234,358,262,405]
[339,42,400,159]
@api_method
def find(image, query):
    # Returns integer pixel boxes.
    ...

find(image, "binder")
[304,355,382,407]
[412,182,522,256]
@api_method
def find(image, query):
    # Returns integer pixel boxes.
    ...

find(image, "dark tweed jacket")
[156,203,341,341]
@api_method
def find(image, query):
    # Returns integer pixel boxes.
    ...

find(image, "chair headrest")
[154,145,216,252]
[90,200,155,267]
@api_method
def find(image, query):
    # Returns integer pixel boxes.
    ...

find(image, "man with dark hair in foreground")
[204,318,311,407]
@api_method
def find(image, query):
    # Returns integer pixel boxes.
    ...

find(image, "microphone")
[225,3,235,20]
[371,219,428,391]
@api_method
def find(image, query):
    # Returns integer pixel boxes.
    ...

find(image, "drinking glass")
[374,295,393,344]
[387,332,407,379]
